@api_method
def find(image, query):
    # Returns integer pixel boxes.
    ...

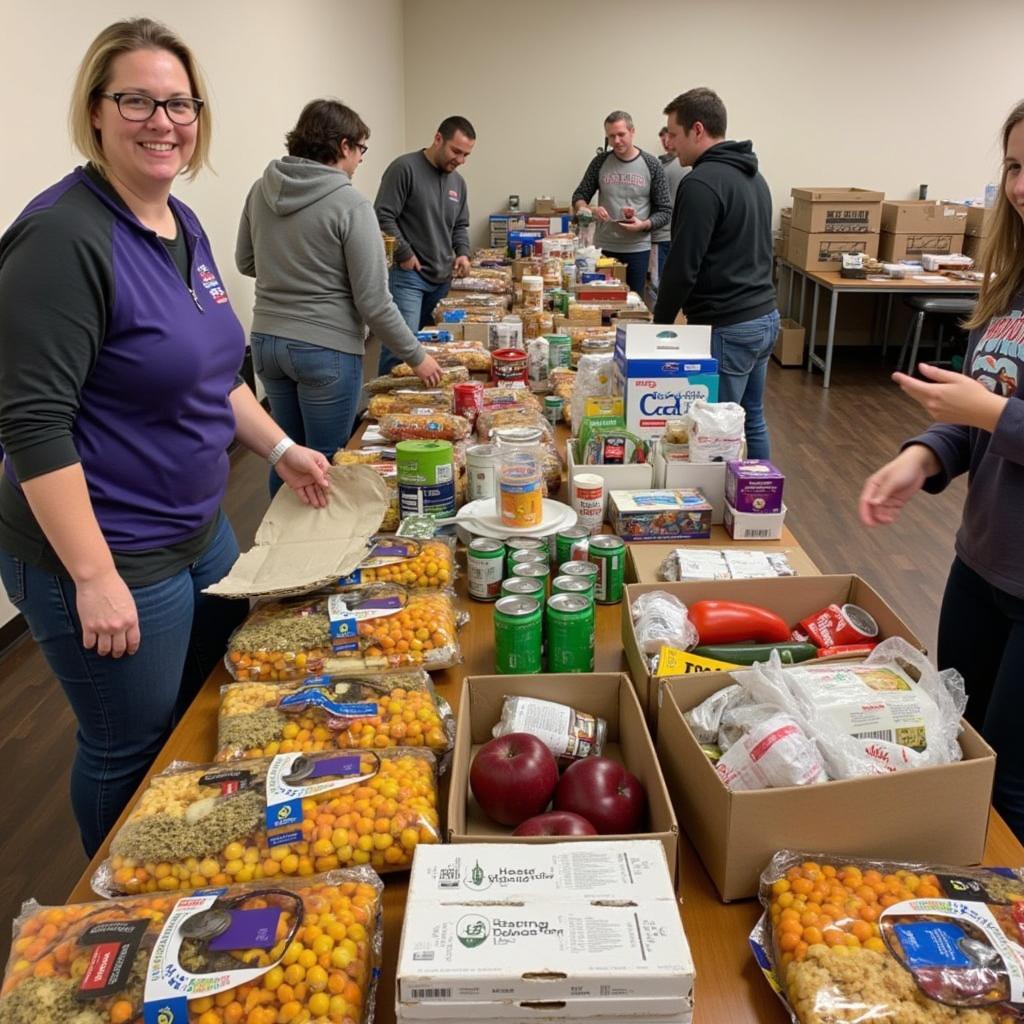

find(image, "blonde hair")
[965,99,1024,330]
[68,17,212,181]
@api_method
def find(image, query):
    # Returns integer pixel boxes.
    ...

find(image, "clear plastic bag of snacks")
[216,669,455,762]
[449,275,512,294]
[2,870,382,1024]
[334,536,455,590]
[93,748,440,896]
[476,406,555,442]
[364,367,468,393]
[480,386,543,413]
[332,452,399,531]
[422,342,492,372]
[434,293,509,311]
[752,850,1024,1024]
[367,389,452,417]
[378,412,471,443]
[226,585,462,680]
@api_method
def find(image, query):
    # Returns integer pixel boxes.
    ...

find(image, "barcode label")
[412,950,435,961]
[410,987,452,999]
[742,529,775,538]
[853,729,895,742]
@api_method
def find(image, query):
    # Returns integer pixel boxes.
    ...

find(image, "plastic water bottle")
[985,183,998,208]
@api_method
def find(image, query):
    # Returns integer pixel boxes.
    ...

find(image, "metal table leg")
[806,282,821,373]
[798,273,807,324]
[822,288,840,389]
[786,265,795,320]
[881,294,894,358]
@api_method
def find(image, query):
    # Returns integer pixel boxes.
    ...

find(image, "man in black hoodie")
[653,88,779,459]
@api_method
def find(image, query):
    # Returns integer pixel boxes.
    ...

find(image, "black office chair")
[895,296,975,374]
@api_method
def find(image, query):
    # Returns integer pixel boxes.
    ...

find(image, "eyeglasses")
[352,141,368,155]
[99,92,204,125]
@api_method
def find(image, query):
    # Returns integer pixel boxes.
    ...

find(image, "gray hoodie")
[236,156,424,365]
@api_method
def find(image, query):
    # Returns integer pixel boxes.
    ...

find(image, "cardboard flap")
[204,465,389,598]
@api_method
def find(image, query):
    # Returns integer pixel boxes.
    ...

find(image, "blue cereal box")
[608,488,713,541]
[614,324,719,440]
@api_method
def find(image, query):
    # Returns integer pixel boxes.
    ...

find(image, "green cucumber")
[692,642,818,666]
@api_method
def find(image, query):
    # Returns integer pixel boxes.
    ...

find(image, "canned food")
[466,443,499,502]
[559,560,599,588]
[555,526,591,566]
[493,695,605,763]
[492,347,529,385]
[510,548,548,572]
[453,381,484,424]
[494,596,543,673]
[797,604,880,648]
[552,575,595,603]
[570,473,604,532]
[515,561,550,598]
[546,594,595,673]
[506,537,547,577]
[501,576,546,601]
[467,538,505,602]
[547,334,571,371]
[588,534,625,604]
[543,394,564,426]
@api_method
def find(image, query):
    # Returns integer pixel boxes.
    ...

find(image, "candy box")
[608,489,712,541]
[725,460,785,514]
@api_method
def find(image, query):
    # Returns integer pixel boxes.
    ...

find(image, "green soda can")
[515,561,550,598]
[588,534,626,604]
[559,560,599,591]
[546,593,595,672]
[505,537,547,577]
[467,538,505,601]
[494,595,543,673]
[509,548,548,574]
[552,575,595,603]
[555,526,591,566]
[501,576,546,601]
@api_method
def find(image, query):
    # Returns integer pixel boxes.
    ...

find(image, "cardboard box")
[964,205,993,238]
[723,500,786,541]
[881,200,968,235]
[576,283,629,303]
[609,489,713,542]
[613,324,718,440]
[534,197,560,216]
[625,539,821,585]
[790,188,884,234]
[622,574,924,723]
[773,317,805,366]
[878,231,965,261]
[725,459,784,514]
[567,440,654,494]
[656,671,996,900]
[787,228,879,272]
[652,456,726,524]
[963,234,983,261]
[447,673,679,875]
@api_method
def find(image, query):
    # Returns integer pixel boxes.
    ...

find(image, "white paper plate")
[454,498,577,540]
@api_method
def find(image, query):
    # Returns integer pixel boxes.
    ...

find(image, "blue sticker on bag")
[892,922,974,968]
[278,688,377,719]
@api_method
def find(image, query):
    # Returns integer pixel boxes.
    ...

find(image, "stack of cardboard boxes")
[786,187,884,272]
[878,200,968,261]
[961,205,992,262]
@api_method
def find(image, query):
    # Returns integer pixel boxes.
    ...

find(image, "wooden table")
[68,426,1024,1024]
[776,259,979,388]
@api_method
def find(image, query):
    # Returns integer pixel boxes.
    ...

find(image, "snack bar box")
[609,488,713,541]
[613,324,718,440]
[397,840,695,1015]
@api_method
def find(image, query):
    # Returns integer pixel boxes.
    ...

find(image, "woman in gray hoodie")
[237,100,442,494]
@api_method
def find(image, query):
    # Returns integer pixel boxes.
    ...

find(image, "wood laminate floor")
[0,349,964,964]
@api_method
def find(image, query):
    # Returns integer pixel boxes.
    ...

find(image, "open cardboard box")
[622,574,923,724]
[652,455,726,522]
[447,673,679,881]
[566,438,654,493]
[625,537,820,584]
[656,669,996,901]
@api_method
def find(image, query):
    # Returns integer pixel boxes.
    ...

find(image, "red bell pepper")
[688,600,791,646]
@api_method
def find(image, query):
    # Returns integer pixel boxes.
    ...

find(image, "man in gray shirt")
[650,125,689,303]
[375,115,476,375]
[571,110,671,303]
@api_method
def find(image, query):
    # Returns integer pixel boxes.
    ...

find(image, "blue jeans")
[938,557,1024,844]
[0,514,247,856]
[381,267,451,376]
[601,249,650,303]
[648,241,672,303]
[251,333,363,496]
[711,310,780,460]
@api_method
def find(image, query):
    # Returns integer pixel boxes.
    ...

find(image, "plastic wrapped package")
[364,367,468,393]
[216,670,455,762]
[367,389,452,417]
[433,293,509,311]
[332,453,399,531]
[630,591,699,655]
[715,710,827,790]
[684,683,746,745]
[476,406,554,442]
[753,850,1024,1024]
[657,548,798,582]
[378,412,471,443]
[390,344,492,374]
[0,871,382,1024]
[226,585,462,679]
[449,274,512,294]
[570,353,616,435]
[93,749,439,896]
[740,638,967,779]
[492,695,606,764]
[480,387,543,413]
[684,400,746,464]
[334,536,455,590]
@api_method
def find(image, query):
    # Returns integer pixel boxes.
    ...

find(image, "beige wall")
[0,0,407,627]
[403,0,1024,247]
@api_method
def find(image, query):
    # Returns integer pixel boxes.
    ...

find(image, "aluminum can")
[500,576,546,601]
[555,526,591,567]
[588,534,626,604]
[551,575,595,603]
[467,538,504,601]
[494,596,543,673]
[546,594,595,672]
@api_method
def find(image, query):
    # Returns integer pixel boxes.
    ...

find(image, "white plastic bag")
[715,711,827,791]
[630,591,699,654]
[684,400,745,463]
[570,353,616,436]
[684,684,747,745]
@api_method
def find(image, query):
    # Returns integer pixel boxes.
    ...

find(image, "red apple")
[470,732,559,826]
[553,757,646,835]
[512,811,598,837]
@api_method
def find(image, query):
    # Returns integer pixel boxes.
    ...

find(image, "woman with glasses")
[236,100,444,494]
[0,18,331,856]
